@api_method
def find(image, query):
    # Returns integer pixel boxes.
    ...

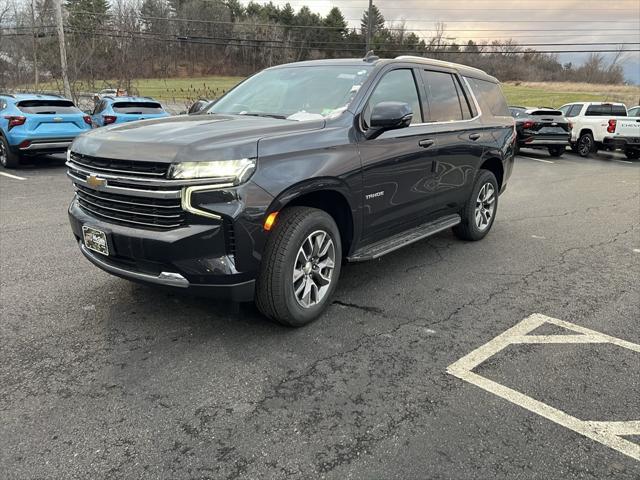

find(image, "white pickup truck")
[558,102,640,158]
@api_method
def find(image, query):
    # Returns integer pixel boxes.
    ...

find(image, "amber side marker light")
[264,211,279,231]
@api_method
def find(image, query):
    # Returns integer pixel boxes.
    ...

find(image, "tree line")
[0,0,627,94]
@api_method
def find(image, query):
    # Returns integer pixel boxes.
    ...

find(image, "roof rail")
[395,55,488,75]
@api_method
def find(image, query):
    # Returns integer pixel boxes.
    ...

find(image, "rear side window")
[465,77,510,117]
[585,104,627,117]
[112,102,164,114]
[364,69,423,126]
[16,100,79,114]
[421,70,467,122]
[566,104,583,117]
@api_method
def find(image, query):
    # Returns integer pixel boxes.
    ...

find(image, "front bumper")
[603,136,640,150]
[68,198,257,301]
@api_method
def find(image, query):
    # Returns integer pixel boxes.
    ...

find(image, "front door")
[357,68,438,242]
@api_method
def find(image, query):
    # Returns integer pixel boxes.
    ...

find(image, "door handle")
[419,139,435,148]
[469,133,481,141]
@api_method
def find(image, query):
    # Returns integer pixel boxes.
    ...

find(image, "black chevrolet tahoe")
[67,56,516,326]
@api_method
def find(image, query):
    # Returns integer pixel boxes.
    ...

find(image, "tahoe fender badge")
[365,191,385,200]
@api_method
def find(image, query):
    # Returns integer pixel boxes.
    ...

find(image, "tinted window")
[585,104,627,117]
[629,107,640,116]
[465,77,510,117]
[364,69,422,126]
[112,102,164,114]
[421,70,464,122]
[17,100,79,114]
[566,104,583,117]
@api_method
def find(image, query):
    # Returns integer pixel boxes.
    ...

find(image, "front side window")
[209,65,372,121]
[363,69,423,127]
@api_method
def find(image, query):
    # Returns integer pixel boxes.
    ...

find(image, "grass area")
[131,76,244,103]
[502,82,640,109]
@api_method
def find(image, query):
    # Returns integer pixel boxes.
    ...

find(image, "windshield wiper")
[238,112,287,120]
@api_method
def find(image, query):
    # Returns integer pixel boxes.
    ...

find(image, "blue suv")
[0,93,92,168]
[90,96,169,127]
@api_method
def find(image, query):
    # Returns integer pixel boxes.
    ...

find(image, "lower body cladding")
[67,181,274,302]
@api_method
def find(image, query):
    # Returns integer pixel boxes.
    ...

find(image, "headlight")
[169,159,255,184]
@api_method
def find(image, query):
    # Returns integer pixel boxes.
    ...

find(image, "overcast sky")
[242,0,640,83]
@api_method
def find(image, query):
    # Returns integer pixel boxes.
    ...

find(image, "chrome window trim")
[181,184,234,220]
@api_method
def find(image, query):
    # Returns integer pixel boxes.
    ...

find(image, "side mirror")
[365,101,413,139]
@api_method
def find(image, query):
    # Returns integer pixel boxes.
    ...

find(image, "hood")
[71,114,325,163]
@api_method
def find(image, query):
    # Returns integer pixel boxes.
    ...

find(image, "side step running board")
[347,214,461,262]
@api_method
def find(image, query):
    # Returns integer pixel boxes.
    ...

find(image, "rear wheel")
[577,132,594,157]
[625,149,639,160]
[453,170,498,241]
[0,135,20,169]
[255,207,342,327]
[548,146,564,157]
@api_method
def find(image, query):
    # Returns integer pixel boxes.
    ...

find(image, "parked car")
[603,117,640,159]
[509,106,570,157]
[558,102,633,157]
[90,96,169,127]
[66,56,515,326]
[187,98,212,114]
[627,106,640,117]
[93,88,118,102]
[0,93,92,168]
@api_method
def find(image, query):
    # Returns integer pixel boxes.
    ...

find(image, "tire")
[255,207,342,327]
[577,132,594,157]
[453,169,499,242]
[548,146,564,157]
[625,149,640,160]
[0,135,20,169]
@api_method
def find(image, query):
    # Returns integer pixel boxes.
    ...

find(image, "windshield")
[208,65,372,121]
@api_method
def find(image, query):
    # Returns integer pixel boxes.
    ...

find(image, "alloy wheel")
[475,183,496,231]
[579,136,592,156]
[292,230,336,308]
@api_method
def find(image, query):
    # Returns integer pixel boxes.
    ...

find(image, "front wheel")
[548,146,564,157]
[577,133,594,157]
[453,170,499,241]
[255,207,342,327]
[0,135,21,168]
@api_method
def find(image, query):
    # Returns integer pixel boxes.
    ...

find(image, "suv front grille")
[69,152,169,177]
[67,152,186,230]
[75,185,185,229]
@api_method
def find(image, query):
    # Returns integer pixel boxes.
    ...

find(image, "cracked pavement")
[1,150,639,479]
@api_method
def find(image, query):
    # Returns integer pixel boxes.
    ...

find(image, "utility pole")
[30,0,38,90]
[365,0,373,54]
[53,0,72,99]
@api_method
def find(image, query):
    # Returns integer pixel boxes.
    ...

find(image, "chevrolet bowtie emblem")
[86,175,107,188]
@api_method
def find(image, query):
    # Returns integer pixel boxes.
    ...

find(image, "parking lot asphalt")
[1,149,639,479]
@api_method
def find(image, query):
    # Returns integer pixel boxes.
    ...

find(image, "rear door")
[16,100,88,138]
[418,70,488,211]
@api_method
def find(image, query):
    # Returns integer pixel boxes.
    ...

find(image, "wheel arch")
[479,157,504,191]
[267,179,358,257]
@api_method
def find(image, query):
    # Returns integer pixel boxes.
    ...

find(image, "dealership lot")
[1,150,639,478]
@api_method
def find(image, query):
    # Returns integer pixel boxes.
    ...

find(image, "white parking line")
[518,155,555,164]
[614,160,633,165]
[447,313,640,461]
[0,171,26,180]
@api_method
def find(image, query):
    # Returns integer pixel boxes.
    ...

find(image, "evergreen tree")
[66,0,109,32]
[360,4,385,38]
